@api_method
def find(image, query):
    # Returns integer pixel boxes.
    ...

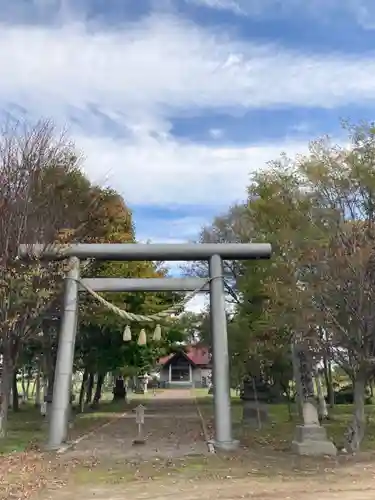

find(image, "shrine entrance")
[18,242,271,451]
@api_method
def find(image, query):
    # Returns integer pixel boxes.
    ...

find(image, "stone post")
[291,401,337,456]
[291,345,336,456]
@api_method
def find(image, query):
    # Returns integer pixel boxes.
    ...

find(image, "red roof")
[158,346,210,367]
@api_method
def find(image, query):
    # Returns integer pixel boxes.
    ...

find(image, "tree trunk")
[12,369,20,412]
[79,369,88,412]
[47,366,55,398]
[43,346,55,414]
[85,372,94,404]
[35,363,41,407]
[369,379,374,398]
[344,371,367,453]
[0,349,11,438]
[44,343,56,399]
[21,369,27,402]
[328,365,335,407]
[291,341,304,420]
[325,358,335,408]
[25,366,32,400]
[315,369,328,421]
[42,377,48,412]
[92,373,105,406]
[10,337,20,411]
[286,396,293,421]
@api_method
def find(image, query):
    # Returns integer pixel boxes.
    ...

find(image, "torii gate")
[19,242,271,451]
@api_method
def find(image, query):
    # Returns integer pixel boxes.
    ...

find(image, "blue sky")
[2,0,375,255]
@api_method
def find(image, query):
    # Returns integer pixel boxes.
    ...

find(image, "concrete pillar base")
[291,424,337,456]
[43,441,66,452]
[209,439,240,452]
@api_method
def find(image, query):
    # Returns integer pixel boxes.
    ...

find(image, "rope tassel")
[123,325,132,341]
[138,328,147,346]
[153,324,162,341]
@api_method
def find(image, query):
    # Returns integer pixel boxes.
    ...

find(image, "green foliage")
[76,317,187,376]
[70,185,186,375]
[167,312,207,345]
[0,120,190,436]
[242,123,375,379]
[196,122,375,431]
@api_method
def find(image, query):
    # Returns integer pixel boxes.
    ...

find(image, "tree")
[166,312,207,345]
[187,204,254,292]
[0,119,108,436]
[70,190,187,405]
[189,201,290,393]
[241,122,375,451]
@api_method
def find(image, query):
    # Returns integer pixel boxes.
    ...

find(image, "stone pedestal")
[209,439,240,451]
[291,424,337,456]
[133,376,147,394]
[292,401,337,456]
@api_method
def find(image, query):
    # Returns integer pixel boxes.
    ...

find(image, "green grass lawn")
[0,398,130,455]
[0,405,45,454]
[193,389,375,452]
[0,386,168,455]
[3,386,375,456]
[238,403,375,452]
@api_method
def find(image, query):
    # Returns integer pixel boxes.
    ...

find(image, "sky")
[2,0,375,310]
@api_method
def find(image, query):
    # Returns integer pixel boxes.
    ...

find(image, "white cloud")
[0,13,374,208]
[184,290,238,313]
[3,17,375,116]
[188,0,246,15]
[209,128,224,139]
[185,293,209,313]
[77,133,309,205]
[186,0,375,28]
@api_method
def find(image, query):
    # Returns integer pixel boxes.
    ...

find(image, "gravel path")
[65,389,208,460]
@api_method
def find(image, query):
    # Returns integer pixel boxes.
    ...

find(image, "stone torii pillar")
[19,242,272,450]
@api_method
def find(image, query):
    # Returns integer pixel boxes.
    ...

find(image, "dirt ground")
[37,390,375,500]
[42,477,375,500]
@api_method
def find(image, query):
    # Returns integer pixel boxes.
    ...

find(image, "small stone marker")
[133,404,146,445]
[135,404,145,424]
[40,401,47,416]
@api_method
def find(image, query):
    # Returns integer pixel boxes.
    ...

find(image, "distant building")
[158,346,211,388]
